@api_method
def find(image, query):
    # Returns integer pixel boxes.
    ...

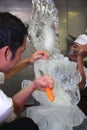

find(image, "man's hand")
[31,75,54,92]
[69,43,87,62]
[29,50,49,64]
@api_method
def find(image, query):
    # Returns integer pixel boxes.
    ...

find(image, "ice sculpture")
[28,0,60,58]
[22,0,87,130]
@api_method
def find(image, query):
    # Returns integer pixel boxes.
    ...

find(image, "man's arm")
[77,56,86,89]
[5,58,31,80]
[5,50,49,80]
[12,75,54,116]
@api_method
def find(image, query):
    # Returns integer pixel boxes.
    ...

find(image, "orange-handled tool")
[46,87,55,102]
[39,70,55,102]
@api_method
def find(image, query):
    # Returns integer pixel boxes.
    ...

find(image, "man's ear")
[1,46,12,60]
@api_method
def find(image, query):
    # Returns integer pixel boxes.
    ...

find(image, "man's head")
[68,34,87,62]
[0,12,28,72]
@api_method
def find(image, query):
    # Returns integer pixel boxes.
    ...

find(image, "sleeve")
[84,67,87,88]
[0,72,5,84]
[0,90,17,124]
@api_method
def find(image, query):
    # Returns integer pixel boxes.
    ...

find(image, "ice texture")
[22,0,87,130]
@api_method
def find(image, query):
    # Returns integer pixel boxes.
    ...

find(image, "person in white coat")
[0,12,54,130]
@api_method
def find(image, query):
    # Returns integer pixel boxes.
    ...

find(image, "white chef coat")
[0,72,17,124]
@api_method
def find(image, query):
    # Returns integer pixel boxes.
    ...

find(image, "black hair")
[0,12,28,59]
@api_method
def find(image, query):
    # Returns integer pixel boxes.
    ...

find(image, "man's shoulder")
[0,72,5,84]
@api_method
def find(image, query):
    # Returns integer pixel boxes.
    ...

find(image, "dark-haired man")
[0,12,54,130]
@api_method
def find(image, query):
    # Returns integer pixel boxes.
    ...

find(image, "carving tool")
[39,70,55,102]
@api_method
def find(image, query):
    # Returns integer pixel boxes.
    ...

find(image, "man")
[68,34,87,116]
[0,12,54,129]
[69,35,87,89]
